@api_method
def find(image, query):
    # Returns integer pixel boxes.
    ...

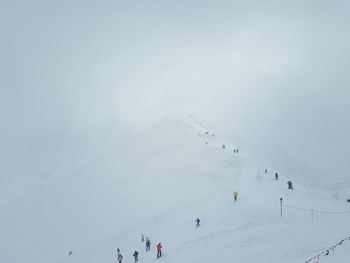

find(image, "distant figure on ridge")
[234,191,238,201]
[195,217,200,227]
[156,243,163,258]
[287,180,293,190]
[146,238,151,251]
[133,251,139,262]
[117,253,123,263]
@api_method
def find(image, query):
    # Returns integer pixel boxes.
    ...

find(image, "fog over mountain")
[1,1,350,197]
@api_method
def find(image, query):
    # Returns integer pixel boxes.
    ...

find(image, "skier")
[275,173,279,180]
[156,243,163,258]
[287,180,293,190]
[146,238,151,251]
[117,253,123,263]
[141,233,145,242]
[133,251,139,262]
[233,191,238,201]
[195,217,200,227]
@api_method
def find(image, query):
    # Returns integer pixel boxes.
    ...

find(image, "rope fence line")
[283,204,350,215]
[307,182,350,187]
[305,236,350,263]
[304,182,350,191]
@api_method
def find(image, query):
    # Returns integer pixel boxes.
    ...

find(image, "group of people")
[114,179,294,263]
[203,137,239,153]
[116,235,163,262]
[265,169,295,189]
[114,149,297,263]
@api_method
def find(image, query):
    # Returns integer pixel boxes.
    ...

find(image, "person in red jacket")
[156,243,162,258]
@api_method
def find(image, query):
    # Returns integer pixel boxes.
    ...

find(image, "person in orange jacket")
[156,243,163,258]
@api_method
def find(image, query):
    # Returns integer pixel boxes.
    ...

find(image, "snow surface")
[0,116,349,263]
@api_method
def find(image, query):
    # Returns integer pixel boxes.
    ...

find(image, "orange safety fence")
[305,236,350,263]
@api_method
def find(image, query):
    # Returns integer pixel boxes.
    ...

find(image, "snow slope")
[0,116,349,263]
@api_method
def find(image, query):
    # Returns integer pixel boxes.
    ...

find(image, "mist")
[1,0,350,198]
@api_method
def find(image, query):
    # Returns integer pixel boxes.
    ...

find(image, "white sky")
[1,0,350,184]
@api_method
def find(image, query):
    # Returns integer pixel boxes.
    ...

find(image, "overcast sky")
[1,0,350,187]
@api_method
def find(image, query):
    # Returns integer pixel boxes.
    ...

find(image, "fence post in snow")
[280,197,283,216]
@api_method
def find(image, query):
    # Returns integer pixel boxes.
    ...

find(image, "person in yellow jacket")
[233,191,238,201]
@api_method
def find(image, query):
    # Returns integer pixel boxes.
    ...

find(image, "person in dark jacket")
[117,253,123,263]
[146,238,151,251]
[287,180,293,190]
[275,173,279,180]
[195,217,200,227]
[133,251,139,262]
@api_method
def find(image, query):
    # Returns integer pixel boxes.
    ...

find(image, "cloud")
[1,0,349,182]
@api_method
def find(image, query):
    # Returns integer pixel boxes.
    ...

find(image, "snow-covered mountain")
[1,116,349,263]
